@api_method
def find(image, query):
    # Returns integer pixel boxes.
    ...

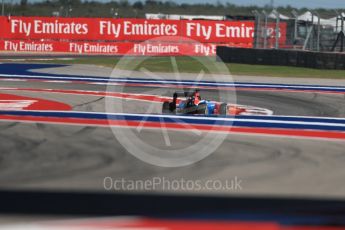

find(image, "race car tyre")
[219,103,227,115]
[162,101,171,114]
[196,103,208,115]
[169,102,176,113]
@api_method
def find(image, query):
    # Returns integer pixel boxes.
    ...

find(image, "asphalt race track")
[1,63,345,199]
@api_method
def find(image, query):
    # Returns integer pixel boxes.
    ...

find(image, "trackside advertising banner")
[0,16,287,55]
[0,40,252,56]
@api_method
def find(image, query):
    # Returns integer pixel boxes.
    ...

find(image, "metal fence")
[253,10,345,52]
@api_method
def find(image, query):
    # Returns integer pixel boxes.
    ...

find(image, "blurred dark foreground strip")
[0,189,345,228]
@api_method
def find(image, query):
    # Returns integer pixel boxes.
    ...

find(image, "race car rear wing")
[173,90,199,98]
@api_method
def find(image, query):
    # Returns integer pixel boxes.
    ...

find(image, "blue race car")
[162,90,227,115]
